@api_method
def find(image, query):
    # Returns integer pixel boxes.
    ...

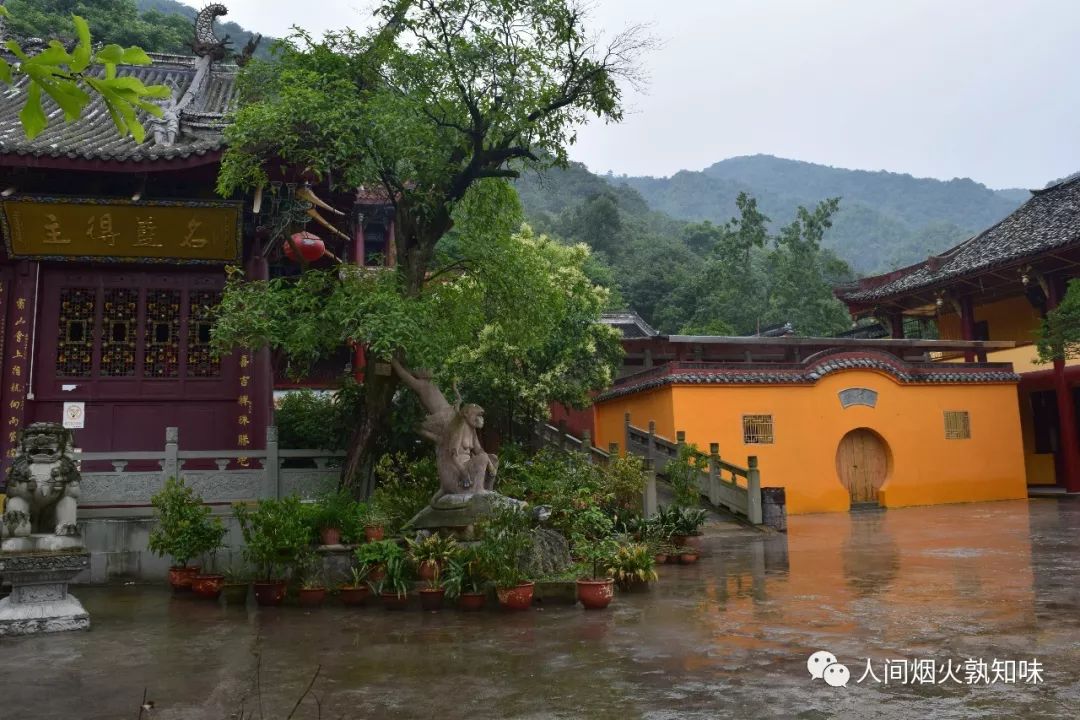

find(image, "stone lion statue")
[2,423,81,540]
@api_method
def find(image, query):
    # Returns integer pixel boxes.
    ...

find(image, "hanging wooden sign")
[1,196,242,264]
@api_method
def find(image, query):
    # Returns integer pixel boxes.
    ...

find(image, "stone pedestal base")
[0,550,90,637]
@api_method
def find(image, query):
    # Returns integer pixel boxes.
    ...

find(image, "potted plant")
[677,545,700,564]
[148,477,226,593]
[297,553,328,608]
[354,539,404,585]
[443,548,488,611]
[339,565,371,607]
[407,533,459,582]
[671,507,708,549]
[418,571,446,612]
[313,490,353,546]
[576,538,617,610]
[376,555,413,610]
[361,503,387,542]
[479,509,534,611]
[233,496,312,607]
[609,542,659,591]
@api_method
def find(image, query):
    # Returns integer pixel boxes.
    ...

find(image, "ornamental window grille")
[50,283,222,382]
[187,290,222,378]
[944,411,971,440]
[100,288,138,376]
[55,288,96,377]
[743,414,774,444]
[144,290,182,378]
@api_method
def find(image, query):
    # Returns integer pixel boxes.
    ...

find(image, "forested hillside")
[516,163,856,337]
[2,0,272,60]
[615,155,1028,273]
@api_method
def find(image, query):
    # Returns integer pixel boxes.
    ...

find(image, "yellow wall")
[593,386,676,456]
[596,369,1028,514]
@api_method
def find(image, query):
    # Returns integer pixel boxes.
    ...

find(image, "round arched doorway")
[835,428,890,507]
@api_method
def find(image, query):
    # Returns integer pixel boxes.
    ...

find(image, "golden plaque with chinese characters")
[1,196,242,263]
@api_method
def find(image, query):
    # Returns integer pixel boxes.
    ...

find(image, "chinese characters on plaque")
[1,198,240,263]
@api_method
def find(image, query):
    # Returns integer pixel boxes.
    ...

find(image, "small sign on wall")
[62,402,85,429]
[839,388,878,409]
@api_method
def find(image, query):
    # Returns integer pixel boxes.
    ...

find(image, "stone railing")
[536,415,769,527]
[75,426,344,516]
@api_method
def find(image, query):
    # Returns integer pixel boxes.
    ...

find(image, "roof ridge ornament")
[193,4,231,61]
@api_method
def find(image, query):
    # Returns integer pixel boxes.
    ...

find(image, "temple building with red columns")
[836,176,1080,494]
[0,9,390,473]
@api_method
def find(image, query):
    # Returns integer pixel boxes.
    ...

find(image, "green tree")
[1037,280,1080,363]
[4,0,193,55]
[213,0,645,491]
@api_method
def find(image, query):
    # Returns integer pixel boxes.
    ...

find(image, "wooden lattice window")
[55,288,95,377]
[944,411,971,440]
[144,289,181,378]
[187,290,222,378]
[100,288,138,376]
[743,414,774,444]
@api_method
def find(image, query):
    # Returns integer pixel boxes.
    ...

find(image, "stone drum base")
[0,550,91,637]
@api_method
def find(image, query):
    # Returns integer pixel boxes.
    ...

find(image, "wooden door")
[836,429,888,506]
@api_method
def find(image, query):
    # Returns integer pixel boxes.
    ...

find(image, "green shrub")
[232,495,313,581]
[369,452,439,533]
[665,443,709,508]
[275,386,354,450]
[148,477,226,568]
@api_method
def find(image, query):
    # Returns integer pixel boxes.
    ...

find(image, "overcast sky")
[198,0,1079,189]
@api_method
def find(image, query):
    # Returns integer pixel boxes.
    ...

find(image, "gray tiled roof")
[837,176,1080,304]
[597,350,1019,401]
[0,55,236,164]
[601,310,658,339]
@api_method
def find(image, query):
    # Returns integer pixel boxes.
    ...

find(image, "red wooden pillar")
[959,297,977,362]
[245,251,273,447]
[888,313,904,339]
[1047,279,1080,492]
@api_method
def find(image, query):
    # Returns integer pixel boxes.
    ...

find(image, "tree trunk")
[340,364,398,498]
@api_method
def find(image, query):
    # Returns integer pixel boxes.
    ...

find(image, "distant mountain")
[611,155,1031,273]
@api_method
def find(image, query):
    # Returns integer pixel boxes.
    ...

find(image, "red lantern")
[283,231,326,262]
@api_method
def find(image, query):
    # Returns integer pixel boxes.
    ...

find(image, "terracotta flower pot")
[496,582,535,611]
[653,554,668,565]
[417,560,440,582]
[339,586,371,607]
[458,592,486,611]
[679,552,699,565]
[381,591,409,610]
[671,534,688,547]
[364,525,385,542]
[253,580,287,607]
[192,573,225,600]
[299,587,328,608]
[319,527,342,546]
[221,582,249,606]
[419,588,445,611]
[576,578,615,610]
[168,565,200,593]
[683,534,704,551]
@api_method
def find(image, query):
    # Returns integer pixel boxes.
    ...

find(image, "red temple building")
[0,9,390,473]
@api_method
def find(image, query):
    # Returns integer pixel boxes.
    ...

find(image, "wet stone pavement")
[2,499,1079,720]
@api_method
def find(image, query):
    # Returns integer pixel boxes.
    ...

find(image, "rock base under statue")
[0,550,90,637]
[404,492,526,533]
